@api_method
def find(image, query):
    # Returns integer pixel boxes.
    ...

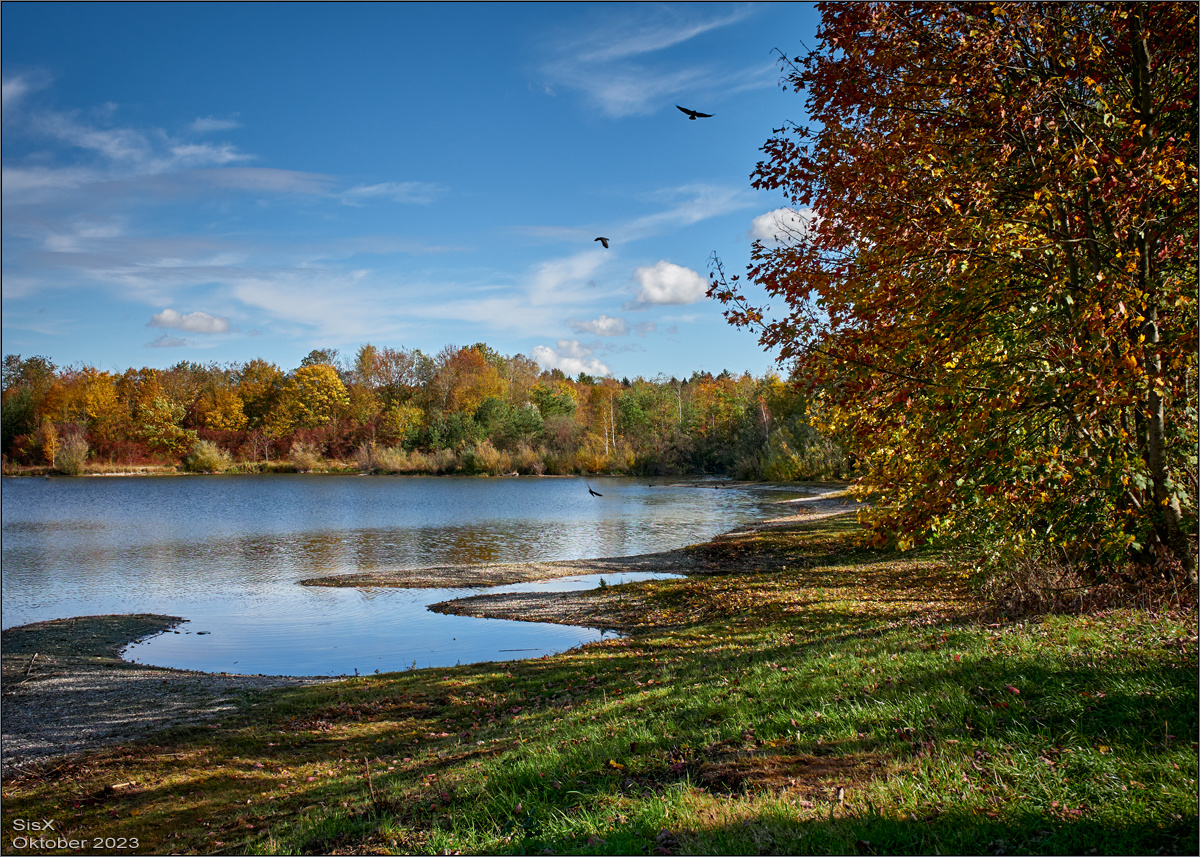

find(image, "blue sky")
[2,2,818,380]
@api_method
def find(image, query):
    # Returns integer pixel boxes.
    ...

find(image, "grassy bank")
[2,515,1196,855]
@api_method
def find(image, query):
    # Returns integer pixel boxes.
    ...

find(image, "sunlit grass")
[2,514,1195,855]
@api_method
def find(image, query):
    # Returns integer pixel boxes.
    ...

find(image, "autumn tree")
[1,355,57,456]
[235,359,285,431]
[276,364,351,432]
[191,385,248,432]
[711,3,1197,576]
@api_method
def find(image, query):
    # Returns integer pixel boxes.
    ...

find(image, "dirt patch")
[699,750,887,796]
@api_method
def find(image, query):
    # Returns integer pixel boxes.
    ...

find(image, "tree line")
[1,344,848,480]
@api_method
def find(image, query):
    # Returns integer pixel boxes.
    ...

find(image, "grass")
[2,514,1196,855]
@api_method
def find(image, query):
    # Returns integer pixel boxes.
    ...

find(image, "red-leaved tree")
[711,2,1197,579]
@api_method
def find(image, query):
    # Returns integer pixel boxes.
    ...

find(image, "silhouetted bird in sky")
[594,237,610,249]
[676,105,713,120]
[588,484,603,497]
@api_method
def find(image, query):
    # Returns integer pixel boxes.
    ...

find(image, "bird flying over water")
[594,237,609,248]
[588,484,603,497]
[676,105,713,120]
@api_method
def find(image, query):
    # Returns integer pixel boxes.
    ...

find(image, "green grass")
[2,514,1195,855]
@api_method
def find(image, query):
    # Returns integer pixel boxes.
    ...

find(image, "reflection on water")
[2,474,810,675]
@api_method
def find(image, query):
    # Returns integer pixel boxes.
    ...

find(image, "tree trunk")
[1131,9,1196,580]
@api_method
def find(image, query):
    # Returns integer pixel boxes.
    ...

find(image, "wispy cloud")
[574,7,753,63]
[627,183,757,234]
[146,333,192,348]
[539,5,765,117]
[188,115,240,133]
[569,314,628,336]
[2,73,50,110]
[339,181,441,206]
[528,249,611,305]
[196,166,336,195]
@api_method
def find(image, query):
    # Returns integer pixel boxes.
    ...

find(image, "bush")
[56,429,90,476]
[462,439,509,475]
[182,440,233,473]
[513,443,543,475]
[374,445,410,473]
[288,442,322,473]
[429,447,459,474]
[353,442,375,472]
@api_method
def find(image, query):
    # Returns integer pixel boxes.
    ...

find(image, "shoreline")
[0,489,863,775]
[300,485,857,590]
[0,616,334,776]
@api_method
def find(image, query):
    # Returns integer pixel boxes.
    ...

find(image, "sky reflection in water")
[2,474,808,675]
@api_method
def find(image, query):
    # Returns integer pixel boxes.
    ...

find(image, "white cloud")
[339,181,441,206]
[749,207,817,246]
[570,314,627,336]
[148,308,231,334]
[633,260,707,305]
[188,116,240,133]
[532,339,611,377]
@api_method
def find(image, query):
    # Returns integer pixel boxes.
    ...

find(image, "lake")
[1,474,811,675]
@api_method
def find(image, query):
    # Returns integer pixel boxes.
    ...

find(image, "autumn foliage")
[2,344,847,482]
[711,3,1197,577]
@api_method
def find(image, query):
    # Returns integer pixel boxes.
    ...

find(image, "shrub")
[353,442,375,472]
[288,442,322,473]
[374,445,410,473]
[182,440,233,473]
[56,429,90,476]
[429,447,459,474]
[462,439,509,475]
[404,450,433,473]
[513,443,543,475]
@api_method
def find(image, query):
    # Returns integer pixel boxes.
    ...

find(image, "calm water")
[1,474,809,675]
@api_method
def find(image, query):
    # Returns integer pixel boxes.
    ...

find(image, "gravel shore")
[1,616,332,776]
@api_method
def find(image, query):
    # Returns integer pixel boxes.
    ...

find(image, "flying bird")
[588,484,603,497]
[676,105,713,120]
[594,237,610,249]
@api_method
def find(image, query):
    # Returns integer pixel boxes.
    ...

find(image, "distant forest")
[1,344,849,479]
